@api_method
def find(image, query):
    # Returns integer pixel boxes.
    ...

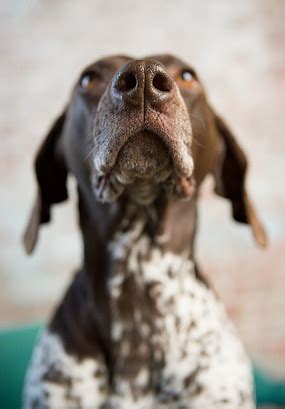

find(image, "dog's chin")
[91,129,173,203]
[91,130,195,204]
[91,168,195,205]
[91,168,172,205]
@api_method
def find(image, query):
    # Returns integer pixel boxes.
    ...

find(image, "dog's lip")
[93,125,194,179]
[94,174,110,200]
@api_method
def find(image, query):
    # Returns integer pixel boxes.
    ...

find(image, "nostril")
[152,73,172,92]
[117,73,137,92]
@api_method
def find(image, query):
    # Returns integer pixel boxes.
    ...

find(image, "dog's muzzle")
[90,59,194,203]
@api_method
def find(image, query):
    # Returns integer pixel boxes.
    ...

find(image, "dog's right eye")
[80,71,100,90]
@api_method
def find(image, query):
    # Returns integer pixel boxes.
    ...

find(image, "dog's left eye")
[177,69,197,88]
[80,71,100,90]
[181,70,194,81]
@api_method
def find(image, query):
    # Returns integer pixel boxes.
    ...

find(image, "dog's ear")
[212,111,268,248]
[23,111,68,254]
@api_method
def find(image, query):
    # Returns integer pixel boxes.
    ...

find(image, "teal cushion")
[0,325,284,408]
[254,366,285,406]
[0,324,41,409]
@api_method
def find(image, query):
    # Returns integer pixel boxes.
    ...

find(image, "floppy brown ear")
[23,111,68,254]
[212,112,268,248]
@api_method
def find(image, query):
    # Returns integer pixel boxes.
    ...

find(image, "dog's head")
[23,54,267,253]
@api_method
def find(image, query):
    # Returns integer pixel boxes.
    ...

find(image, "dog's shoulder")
[23,327,108,408]
[23,272,109,408]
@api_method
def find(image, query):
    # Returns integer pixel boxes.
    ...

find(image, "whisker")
[84,125,97,161]
[84,144,96,161]
[189,113,207,148]
[192,136,206,148]
[189,113,206,132]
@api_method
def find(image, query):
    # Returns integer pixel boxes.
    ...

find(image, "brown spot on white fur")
[106,214,255,408]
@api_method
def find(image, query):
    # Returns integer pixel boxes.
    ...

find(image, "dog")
[22,54,267,408]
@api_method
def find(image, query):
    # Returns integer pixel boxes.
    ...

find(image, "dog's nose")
[111,59,174,108]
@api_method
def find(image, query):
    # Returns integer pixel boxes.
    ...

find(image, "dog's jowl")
[23,54,267,408]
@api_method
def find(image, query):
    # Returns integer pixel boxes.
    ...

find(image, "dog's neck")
[78,189,198,284]
[76,188,198,365]
[50,188,199,366]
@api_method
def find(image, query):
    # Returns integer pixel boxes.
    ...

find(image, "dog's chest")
[24,220,254,409]
[107,222,253,406]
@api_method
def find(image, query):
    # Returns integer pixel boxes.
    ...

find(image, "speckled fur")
[23,330,108,408]
[23,215,255,408]
[108,218,255,408]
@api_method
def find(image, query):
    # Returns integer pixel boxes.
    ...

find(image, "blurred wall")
[0,0,284,377]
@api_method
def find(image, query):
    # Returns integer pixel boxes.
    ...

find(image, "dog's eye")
[178,69,197,89]
[181,70,194,81]
[80,71,100,90]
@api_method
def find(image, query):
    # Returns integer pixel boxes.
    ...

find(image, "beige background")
[0,0,284,378]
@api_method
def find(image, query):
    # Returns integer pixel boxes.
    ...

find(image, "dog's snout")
[92,56,194,199]
[111,59,174,107]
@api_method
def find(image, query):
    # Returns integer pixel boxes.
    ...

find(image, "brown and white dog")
[22,55,267,408]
